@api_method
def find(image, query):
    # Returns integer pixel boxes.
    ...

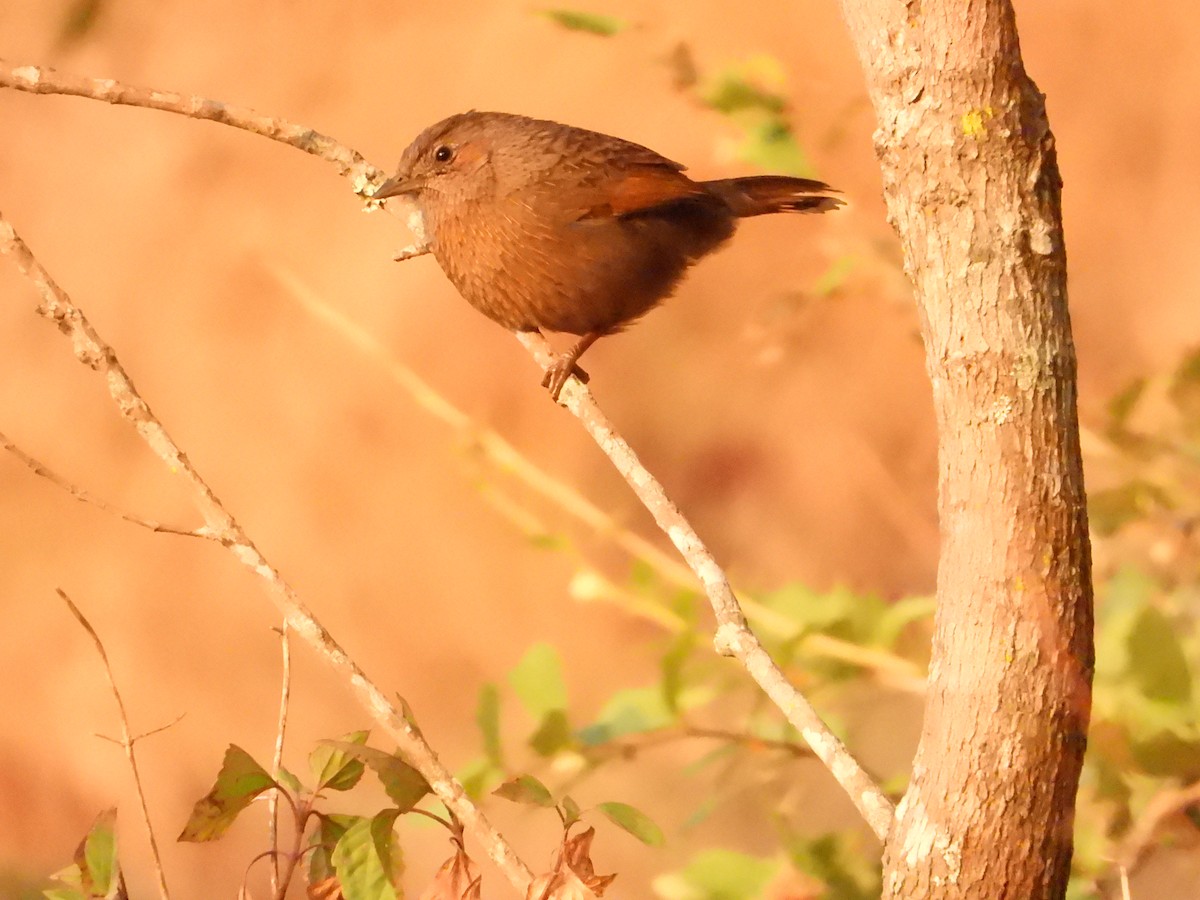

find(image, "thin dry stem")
[1,432,204,537]
[95,713,186,747]
[2,57,895,842]
[58,588,172,900]
[0,60,378,188]
[594,723,817,763]
[0,212,533,893]
[268,623,291,897]
[518,331,893,838]
[275,267,925,693]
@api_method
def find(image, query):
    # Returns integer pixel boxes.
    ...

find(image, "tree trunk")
[836,2,1095,897]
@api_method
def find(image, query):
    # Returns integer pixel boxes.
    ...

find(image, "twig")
[1,58,895,841]
[0,60,379,191]
[268,623,291,898]
[517,331,895,839]
[274,267,926,692]
[58,588,172,900]
[0,213,534,892]
[95,713,186,747]
[595,724,816,763]
[1,432,205,537]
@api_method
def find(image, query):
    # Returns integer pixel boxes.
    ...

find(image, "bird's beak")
[372,174,423,201]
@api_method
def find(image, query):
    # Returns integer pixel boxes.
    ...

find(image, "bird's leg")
[542,332,600,401]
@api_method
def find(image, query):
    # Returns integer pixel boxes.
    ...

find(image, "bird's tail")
[703,176,843,217]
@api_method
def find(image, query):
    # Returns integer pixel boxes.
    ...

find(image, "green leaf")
[529,532,570,552]
[1106,377,1147,431]
[813,254,858,298]
[1127,607,1192,703]
[310,730,369,792]
[664,848,779,898]
[757,582,880,642]
[680,794,718,832]
[595,801,664,846]
[1102,565,1158,614]
[661,631,696,714]
[535,8,628,36]
[560,795,582,828]
[530,708,575,756]
[578,687,674,745]
[700,65,786,115]
[330,811,402,900]
[276,765,303,794]
[787,831,880,900]
[1129,727,1200,777]
[308,813,357,886]
[737,116,812,177]
[80,808,119,897]
[321,742,431,812]
[879,772,911,798]
[1169,346,1200,422]
[509,643,568,719]
[477,682,503,767]
[683,742,739,778]
[178,745,278,842]
[1095,566,1159,682]
[46,808,124,900]
[457,756,504,800]
[873,594,936,648]
[1088,482,1172,536]
[1070,790,1118,881]
[43,886,85,900]
[43,879,84,900]
[1065,878,1104,900]
[493,774,555,807]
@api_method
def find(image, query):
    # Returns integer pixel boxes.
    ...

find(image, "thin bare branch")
[58,588,172,900]
[0,214,533,892]
[275,267,926,693]
[1,58,895,841]
[592,723,817,764]
[268,623,292,898]
[1,432,206,537]
[0,60,377,188]
[95,712,186,746]
[517,330,895,839]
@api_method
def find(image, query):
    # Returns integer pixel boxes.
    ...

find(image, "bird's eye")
[433,145,454,163]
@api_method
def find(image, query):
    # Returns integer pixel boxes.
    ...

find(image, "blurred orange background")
[1,1,1197,897]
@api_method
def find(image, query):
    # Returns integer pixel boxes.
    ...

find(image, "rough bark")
[836,2,1095,897]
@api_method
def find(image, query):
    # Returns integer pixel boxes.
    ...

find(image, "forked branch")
[0,57,894,842]
[0,211,534,892]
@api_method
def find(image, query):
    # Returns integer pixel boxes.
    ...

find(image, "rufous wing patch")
[576,167,708,220]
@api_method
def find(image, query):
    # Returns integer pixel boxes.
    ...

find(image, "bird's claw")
[542,358,590,401]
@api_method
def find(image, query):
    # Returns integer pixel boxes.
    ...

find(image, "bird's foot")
[542,357,590,401]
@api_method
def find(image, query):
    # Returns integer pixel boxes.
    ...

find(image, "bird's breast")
[427,185,733,336]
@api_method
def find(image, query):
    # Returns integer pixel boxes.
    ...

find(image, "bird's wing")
[569,164,712,221]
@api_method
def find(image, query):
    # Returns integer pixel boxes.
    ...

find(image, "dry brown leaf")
[420,841,482,900]
[526,827,615,899]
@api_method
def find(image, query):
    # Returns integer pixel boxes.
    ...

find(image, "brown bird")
[374,111,842,400]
